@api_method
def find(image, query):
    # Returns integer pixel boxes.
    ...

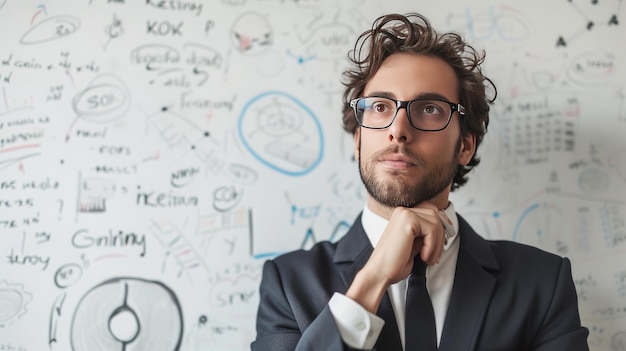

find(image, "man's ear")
[458,133,476,166]
[354,128,361,160]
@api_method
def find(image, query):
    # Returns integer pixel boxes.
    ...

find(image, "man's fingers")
[414,216,445,265]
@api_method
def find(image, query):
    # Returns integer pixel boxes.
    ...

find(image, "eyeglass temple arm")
[456,104,466,116]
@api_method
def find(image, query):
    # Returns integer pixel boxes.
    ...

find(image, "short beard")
[358,139,460,208]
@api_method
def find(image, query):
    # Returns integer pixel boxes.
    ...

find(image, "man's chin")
[372,194,419,209]
[372,184,418,206]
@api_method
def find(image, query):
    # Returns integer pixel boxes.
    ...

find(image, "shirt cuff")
[328,292,385,349]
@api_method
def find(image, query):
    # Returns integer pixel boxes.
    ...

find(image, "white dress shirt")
[328,202,460,350]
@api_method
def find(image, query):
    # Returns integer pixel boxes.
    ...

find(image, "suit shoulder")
[486,239,568,276]
[488,239,562,260]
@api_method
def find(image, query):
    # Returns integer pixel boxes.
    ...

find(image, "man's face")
[354,53,475,212]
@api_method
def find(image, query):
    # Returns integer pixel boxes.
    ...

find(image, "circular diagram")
[70,277,183,351]
[0,280,32,328]
[238,91,324,176]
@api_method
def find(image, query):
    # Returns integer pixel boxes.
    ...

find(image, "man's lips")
[382,154,415,163]
[378,154,417,168]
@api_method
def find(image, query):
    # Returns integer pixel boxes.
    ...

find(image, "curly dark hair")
[341,13,496,191]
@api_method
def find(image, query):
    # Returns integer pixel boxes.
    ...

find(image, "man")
[251,13,589,351]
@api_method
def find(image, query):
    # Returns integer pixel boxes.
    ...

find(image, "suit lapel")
[334,214,372,287]
[438,215,500,351]
[334,214,402,350]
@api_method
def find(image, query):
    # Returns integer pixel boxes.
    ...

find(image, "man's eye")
[372,103,391,113]
[423,105,442,115]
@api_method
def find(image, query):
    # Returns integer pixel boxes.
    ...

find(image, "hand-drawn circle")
[567,52,616,86]
[612,331,626,350]
[230,12,273,55]
[198,315,207,325]
[71,277,183,351]
[578,167,609,193]
[54,263,83,288]
[109,306,140,343]
[74,84,126,116]
[238,91,324,176]
[213,186,243,212]
[0,280,32,328]
[306,23,354,60]
[20,15,81,45]
[0,289,23,327]
[72,74,131,123]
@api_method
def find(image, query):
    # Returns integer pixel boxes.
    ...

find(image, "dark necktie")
[405,256,437,350]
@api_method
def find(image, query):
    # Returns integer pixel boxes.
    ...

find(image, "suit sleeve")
[533,257,589,350]
[251,259,360,351]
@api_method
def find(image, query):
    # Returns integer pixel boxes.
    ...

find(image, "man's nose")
[387,107,413,143]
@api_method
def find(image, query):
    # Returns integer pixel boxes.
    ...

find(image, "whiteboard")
[0,0,624,350]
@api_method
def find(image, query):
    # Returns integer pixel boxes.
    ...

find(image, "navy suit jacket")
[251,214,589,350]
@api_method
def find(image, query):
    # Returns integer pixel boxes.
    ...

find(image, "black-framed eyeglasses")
[350,96,466,131]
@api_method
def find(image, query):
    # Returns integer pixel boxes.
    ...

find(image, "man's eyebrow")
[364,91,396,99]
[364,91,455,102]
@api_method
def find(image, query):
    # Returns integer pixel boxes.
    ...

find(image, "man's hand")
[346,202,446,313]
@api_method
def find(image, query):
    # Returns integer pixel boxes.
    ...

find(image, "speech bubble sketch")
[20,15,81,45]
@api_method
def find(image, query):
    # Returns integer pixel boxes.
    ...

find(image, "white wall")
[0,0,624,350]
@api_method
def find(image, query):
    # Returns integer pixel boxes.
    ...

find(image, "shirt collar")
[361,202,459,251]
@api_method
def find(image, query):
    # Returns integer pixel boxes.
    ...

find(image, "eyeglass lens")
[355,97,452,130]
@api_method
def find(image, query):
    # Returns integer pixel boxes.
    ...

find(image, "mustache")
[372,145,426,166]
